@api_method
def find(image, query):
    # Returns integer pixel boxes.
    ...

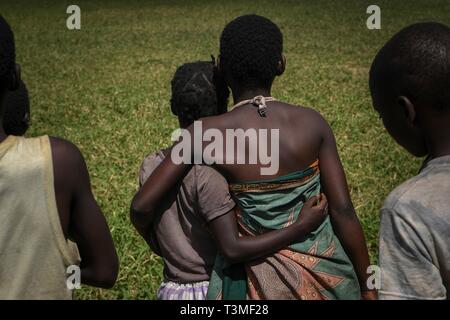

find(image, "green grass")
[2,0,449,299]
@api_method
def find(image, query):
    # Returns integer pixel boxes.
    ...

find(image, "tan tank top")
[0,135,80,299]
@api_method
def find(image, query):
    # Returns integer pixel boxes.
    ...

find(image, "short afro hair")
[370,22,450,112]
[0,15,15,93]
[170,61,229,127]
[219,14,283,88]
[3,79,30,136]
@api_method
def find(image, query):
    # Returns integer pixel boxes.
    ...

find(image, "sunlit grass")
[2,0,448,299]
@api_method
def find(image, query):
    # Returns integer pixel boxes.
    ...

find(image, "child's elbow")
[95,273,117,289]
[93,261,119,289]
[223,253,243,264]
[220,245,245,264]
[96,251,120,289]
[129,204,140,227]
[130,199,153,230]
[130,195,149,218]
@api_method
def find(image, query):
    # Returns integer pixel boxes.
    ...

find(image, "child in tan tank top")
[0,15,119,299]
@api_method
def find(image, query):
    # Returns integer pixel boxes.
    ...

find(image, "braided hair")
[170,60,229,127]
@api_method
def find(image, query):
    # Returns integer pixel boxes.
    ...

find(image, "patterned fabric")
[157,281,210,300]
[207,160,361,300]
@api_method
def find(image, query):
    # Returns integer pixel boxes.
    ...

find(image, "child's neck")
[0,126,7,143]
[232,87,271,105]
[427,134,450,159]
[425,117,450,159]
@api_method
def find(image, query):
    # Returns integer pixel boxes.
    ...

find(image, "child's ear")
[397,95,417,126]
[9,64,21,91]
[216,55,222,73]
[276,54,286,76]
[170,99,178,116]
[22,112,30,125]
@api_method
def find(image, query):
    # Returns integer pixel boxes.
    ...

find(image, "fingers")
[316,193,328,211]
[303,194,320,208]
[302,194,328,218]
[304,193,327,207]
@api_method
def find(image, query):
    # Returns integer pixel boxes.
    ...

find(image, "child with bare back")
[132,15,375,300]
[132,60,328,300]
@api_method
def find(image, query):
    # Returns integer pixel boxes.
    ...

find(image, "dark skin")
[210,195,327,263]
[50,137,119,288]
[132,56,376,299]
[133,167,328,264]
[370,80,450,160]
[4,107,30,136]
[0,91,119,288]
[370,72,450,300]
[2,80,30,136]
[131,122,329,264]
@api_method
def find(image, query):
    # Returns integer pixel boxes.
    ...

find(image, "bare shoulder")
[290,103,327,120]
[305,107,333,135]
[279,102,332,132]
[49,136,86,171]
[195,102,332,136]
[196,113,231,131]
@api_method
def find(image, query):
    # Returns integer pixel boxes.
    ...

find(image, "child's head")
[218,15,285,91]
[170,61,229,128]
[369,22,450,157]
[0,15,17,116]
[2,79,30,136]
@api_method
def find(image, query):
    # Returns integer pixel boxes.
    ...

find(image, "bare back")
[200,101,328,182]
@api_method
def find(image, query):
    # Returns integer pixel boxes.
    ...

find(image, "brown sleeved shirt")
[139,150,235,283]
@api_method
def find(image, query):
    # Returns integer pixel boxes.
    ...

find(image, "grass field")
[2,0,449,299]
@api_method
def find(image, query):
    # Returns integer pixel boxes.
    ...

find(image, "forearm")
[330,210,371,290]
[79,253,119,289]
[212,195,327,264]
[80,267,116,289]
[217,224,306,264]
